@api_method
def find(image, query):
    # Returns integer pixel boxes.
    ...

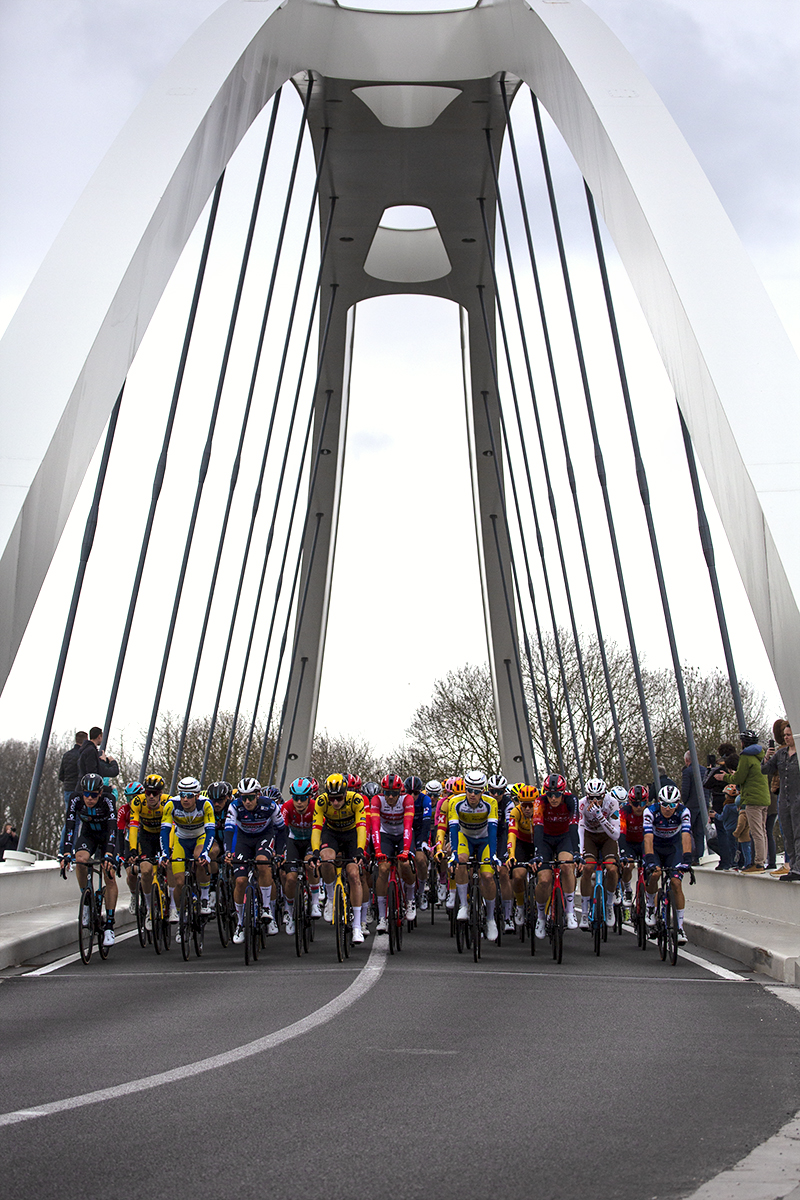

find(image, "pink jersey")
[370,792,414,854]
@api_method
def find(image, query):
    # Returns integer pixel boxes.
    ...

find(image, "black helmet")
[404,776,424,794]
[81,773,104,795]
[740,729,759,747]
[207,780,232,802]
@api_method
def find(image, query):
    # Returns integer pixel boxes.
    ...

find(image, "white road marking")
[0,937,387,1128]
[621,923,747,981]
[366,1047,456,1055]
[25,930,139,975]
[683,984,800,1198]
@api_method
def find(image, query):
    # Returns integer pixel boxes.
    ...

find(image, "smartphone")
[769,738,775,749]
[707,754,717,767]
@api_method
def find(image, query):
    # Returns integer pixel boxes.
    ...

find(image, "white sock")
[405,884,415,903]
[457,883,468,905]
[144,891,152,912]
[352,907,362,929]
[646,896,655,910]
[377,896,387,918]
[361,903,370,922]
[200,886,209,900]
[565,893,575,912]
[537,903,546,919]
[235,903,244,922]
[504,899,512,918]
[581,896,590,915]
[261,886,272,908]
[676,908,685,928]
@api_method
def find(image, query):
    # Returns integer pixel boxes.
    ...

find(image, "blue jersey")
[224,798,286,854]
[643,802,691,843]
[412,792,432,842]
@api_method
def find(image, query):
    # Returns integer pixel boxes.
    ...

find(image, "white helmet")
[177,777,201,796]
[585,777,606,799]
[487,773,507,792]
[658,785,681,806]
[426,779,442,798]
[237,776,261,797]
[464,768,487,791]
[609,785,628,805]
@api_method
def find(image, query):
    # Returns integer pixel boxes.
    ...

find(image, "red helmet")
[347,773,363,792]
[628,784,649,805]
[309,777,319,797]
[544,773,567,795]
[381,773,404,794]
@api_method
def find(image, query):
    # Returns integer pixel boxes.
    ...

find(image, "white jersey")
[578,794,621,853]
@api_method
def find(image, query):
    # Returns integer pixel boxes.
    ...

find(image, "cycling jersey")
[160,797,215,856]
[64,793,117,854]
[643,802,691,842]
[311,790,367,852]
[281,798,316,843]
[531,794,579,857]
[434,796,452,845]
[412,791,432,848]
[448,793,498,857]
[129,795,168,852]
[578,794,620,853]
[370,792,414,855]
[507,804,534,857]
[619,803,645,844]
[224,797,286,855]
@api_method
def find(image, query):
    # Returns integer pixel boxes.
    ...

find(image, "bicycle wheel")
[667,892,679,966]
[657,894,668,961]
[78,886,94,964]
[293,889,304,958]
[455,909,464,953]
[192,890,203,958]
[552,887,564,964]
[180,887,192,961]
[592,892,603,957]
[252,892,262,961]
[470,883,481,963]
[243,888,253,965]
[161,881,172,952]
[301,880,312,953]
[151,882,163,956]
[136,880,148,948]
[493,893,503,946]
[614,897,623,936]
[334,885,346,963]
[527,878,537,957]
[216,876,231,948]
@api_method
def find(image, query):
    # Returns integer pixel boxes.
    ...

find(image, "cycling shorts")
[170,833,207,874]
[540,833,574,862]
[509,840,535,865]
[652,839,680,871]
[455,832,493,873]
[319,825,360,861]
[137,830,161,861]
[582,831,618,864]
[619,833,643,860]
[74,831,110,860]
[411,828,429,854]
[376,830,407,859]
[284,837,312,866]
[231,833,274,877]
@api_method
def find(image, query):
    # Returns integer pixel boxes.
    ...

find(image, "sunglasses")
[84,791,101,799]
[179,791,198,799]
[465,787,483,795]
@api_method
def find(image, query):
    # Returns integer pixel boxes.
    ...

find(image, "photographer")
[0,822,19,860]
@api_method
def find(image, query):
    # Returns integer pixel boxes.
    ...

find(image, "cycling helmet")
[609,785,628,805]
[347,773,363,792]
[362,781,381,798]
[309,777,319,797]
[207,780,233,803]
[740,728,759,747]
[585,777,606,799]
[144,773,165,794]
[443,777,456,794]
[426,780,443,798]
[289,777,315,800]
[509,781,525,799]
[262,785,283,803]
[326,772,347,796]
[516,784,540,803]
[544,773,567,796]
[404,775,424,794]
[658,785,681,806]
[177,776,201,796]
[487,773,507,793]
[628,784,649,805]
[381,773,404,794]
[124,781,145,800]
[451,776,465,794]
[463,768,487,792]
[236,776,261,797]
[81,773,105,795]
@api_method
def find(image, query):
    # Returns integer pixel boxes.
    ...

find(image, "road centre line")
[0,938,387,1128]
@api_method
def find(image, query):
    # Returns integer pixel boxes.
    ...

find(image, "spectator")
[78,727,119,781]
[715,729,770,872]
[763,720,800,882]
[681,750,705,864]
[707,743,739,870]
[0,822,18,859]
[651,762,678,800]
[57,730,87,855]
[716,784,739,871]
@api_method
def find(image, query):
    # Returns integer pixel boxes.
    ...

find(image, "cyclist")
[619,784,648,903]
[577,778,620,931]
[405,775,432,913]
[281,777,322,934]
[371,773,415,932]
[310,772,368,944]
[118,781,144,914]
[128,777,169,929]
[643,784,692,944]
[434,778,458,911]
[60,773,119,947]
[347,773,373,935]
[206,780,234,907]
[448,768,500,942]
[529,773,579,935]
[487,773,515,929]
[160,777,215,929]
[225,778,286,941]
[426,780,448,903]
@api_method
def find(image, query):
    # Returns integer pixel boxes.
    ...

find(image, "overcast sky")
[0,0,797,772]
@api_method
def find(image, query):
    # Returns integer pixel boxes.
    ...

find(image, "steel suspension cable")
[214,208,337,783]
[678,407,746,731]
[100,176,225,752]
[198,149,333,785]
[169,93,282,789]
[478,200,586,785]
[584,185,712,816]
[19,387,124,850]
[531,91,660,789]
[501,86,629,787]
[242,388,333,775]
[483,134,606,780]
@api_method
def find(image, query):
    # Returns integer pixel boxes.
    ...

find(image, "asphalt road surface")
[1,903,798,1200]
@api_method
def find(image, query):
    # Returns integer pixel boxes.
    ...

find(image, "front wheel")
[470,886,481,963]
[552,887,564,965]
[592,893,603,957]
[667,891,679,966]
[657,895,668,961]
[136,880,148,948]
[192,890,203,958]
[78,886,94,964]
[151,883,163,956]
[180,887,192,961]
[334,885,346,963]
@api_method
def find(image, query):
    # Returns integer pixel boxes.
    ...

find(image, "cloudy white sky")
[0,0,797,770]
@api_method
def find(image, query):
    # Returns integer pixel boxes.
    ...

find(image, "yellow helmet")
[325,772,347,796]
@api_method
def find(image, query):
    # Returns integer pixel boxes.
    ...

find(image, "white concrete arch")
[0,0,798,733]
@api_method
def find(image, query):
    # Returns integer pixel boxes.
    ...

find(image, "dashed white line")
[0,937,387,1128]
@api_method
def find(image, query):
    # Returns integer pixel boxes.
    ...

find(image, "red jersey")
[533,794,578,837]
[620,803,644,844]
[370,792,414,854]
[281,798,316,842]
[117,802,131,833]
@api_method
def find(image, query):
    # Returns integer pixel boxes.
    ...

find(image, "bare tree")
[403,664,502,778]
[309,730,383,787]
[0,735,66,856]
